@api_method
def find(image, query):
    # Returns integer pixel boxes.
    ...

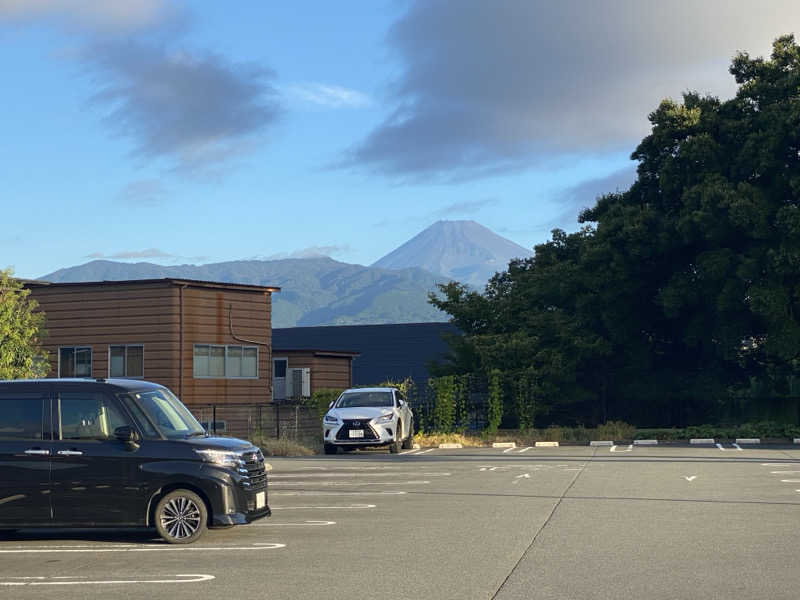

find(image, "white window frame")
[108,344,145,379]
[58,346,92,378]
[193,344,259,379]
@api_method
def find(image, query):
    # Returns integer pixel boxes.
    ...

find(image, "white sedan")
[323,387,414,454]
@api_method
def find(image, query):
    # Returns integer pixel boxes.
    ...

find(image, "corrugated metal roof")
[24,278,280,293]
[272,322,460,387]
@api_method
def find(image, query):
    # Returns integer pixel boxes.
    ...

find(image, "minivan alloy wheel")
[154,489,208,544]
[162,497,201,538]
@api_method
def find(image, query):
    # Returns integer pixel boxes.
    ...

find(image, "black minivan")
[0,378,270,544]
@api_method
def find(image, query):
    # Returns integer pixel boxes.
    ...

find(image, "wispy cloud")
[118,178,168,205]
[87,248,173,260]
[85,40,281,175]
[0,0,176,31]
[344,0,800,180]
[283,83,370,108]
[433,198,495,217]
[255,245,352,261]
[375,197,498,227]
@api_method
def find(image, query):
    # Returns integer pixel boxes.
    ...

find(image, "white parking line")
[732,443,743,451]
[270,472,451,478]
[273,491,407,496]
[762,463,800,467]
[271,504,376,510]
[518,447,533,453]
[610,445,633,453]
[251,520,336,527]
[770,471,800,475]
[414,449,436,455]
[399,449,419,455]
[0,543,285,554]
[715,443,725,451]
[780,479,800,483]
[270,480,429,486]
[0,574,215,586]
[502,447,516,454]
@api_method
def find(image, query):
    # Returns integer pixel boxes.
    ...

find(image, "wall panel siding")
[29,282,180,386]
[180,287,271,406]
[28,280,275,408]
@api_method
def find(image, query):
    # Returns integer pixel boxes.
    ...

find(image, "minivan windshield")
[335,391,393,408]
[131,388,206,439]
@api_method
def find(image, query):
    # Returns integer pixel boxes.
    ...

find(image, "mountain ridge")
[41,257,450,328]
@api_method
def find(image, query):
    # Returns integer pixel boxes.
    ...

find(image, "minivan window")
[59,392,129,440]
[119,394,159,438]
[0,394,44,440]
[132,388,206,439]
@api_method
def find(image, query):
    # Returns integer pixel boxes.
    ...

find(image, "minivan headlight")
[323,414,339,424]
[195,449,245,468]
[374,413,394,424]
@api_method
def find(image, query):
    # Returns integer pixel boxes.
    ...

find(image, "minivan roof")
[0,378,166,393]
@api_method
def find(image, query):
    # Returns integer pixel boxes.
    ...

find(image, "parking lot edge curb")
[590,440,614,446]
[491,442,516,448]
[690,438,715,444]
[734,438,760,444]
[438,443,463,449]
[535,441,559,447]
[634,440,658,445]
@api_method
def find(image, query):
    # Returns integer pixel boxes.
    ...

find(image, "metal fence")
[188,402,320,441]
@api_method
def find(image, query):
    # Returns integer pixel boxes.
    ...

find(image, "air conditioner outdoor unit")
[286,367,311,398]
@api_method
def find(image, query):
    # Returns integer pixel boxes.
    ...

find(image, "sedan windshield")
[336,391,393,408]
[132,388,206,439]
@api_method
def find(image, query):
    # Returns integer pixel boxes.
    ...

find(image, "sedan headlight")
[194,449,245,468]
[323,414,339,424]
[374,413,395,424]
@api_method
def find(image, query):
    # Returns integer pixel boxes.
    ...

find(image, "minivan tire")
[154,489,208,544]
[324,443,338,455]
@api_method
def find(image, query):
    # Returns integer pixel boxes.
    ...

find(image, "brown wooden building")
[26,278,280,407]
[272,349,359,401]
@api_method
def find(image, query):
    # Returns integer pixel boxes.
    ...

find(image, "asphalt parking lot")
[1,444,799,600]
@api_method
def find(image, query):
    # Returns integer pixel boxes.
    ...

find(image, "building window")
[59,347,92,378]
[109,345,144,378]
[193,345,258,379]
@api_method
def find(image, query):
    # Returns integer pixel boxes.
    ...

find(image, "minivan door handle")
[24,449,50,456]
[56,450,84,456]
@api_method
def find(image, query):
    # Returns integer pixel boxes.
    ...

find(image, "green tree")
[430,35,800,426]
[0,269,48,379]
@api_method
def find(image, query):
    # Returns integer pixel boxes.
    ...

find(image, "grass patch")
[251,435,320,457]
[412,432,484,447]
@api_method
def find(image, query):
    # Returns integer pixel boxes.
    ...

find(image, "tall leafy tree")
[431,35,800,426]
[0,268,48,379]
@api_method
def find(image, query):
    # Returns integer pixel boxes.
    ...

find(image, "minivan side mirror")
[114,425,140,447]
[328,401,334,408]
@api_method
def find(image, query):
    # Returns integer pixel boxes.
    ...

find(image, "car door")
[49,384,147,526]
[0,386,52,525]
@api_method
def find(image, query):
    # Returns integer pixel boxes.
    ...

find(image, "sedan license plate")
[256,491,266,509]
[349,429,364,438]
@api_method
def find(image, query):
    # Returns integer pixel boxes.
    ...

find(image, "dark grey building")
[272,322,460,389]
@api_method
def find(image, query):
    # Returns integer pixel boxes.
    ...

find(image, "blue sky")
[2,1,798,279]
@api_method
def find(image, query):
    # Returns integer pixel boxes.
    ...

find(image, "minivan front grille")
[240,450,267,491]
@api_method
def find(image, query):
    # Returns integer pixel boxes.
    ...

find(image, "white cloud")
[284,83,370,108]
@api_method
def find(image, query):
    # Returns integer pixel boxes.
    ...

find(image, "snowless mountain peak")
[372,220,532,288]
